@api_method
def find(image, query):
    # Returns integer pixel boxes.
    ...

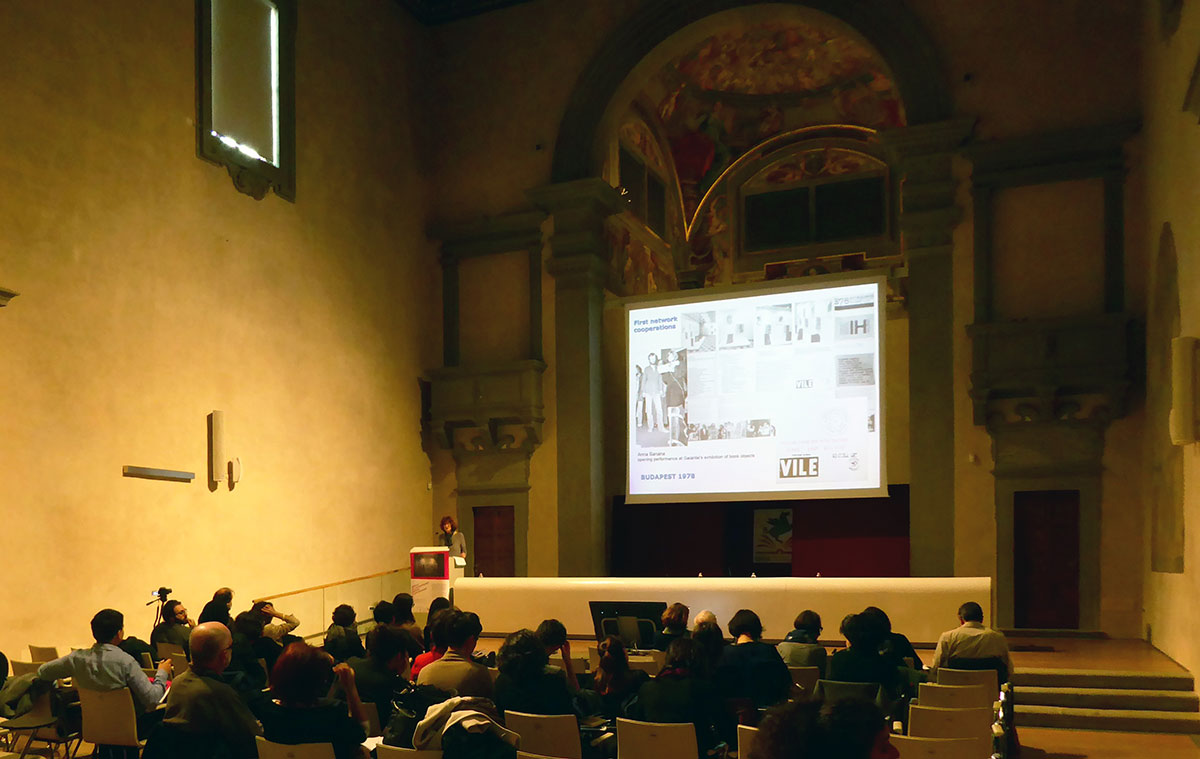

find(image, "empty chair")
[936,668,998,696]
[27,646,57,663]
[9,661,39,677]
[140,652,154,669]
[362,701,383,738]
[788,666,821,699]
[504,711,582,759]
[78,687,144,755]
[376,746,443,758]
[616,718,697,759]
[891,735,980,759]
[737,724,759,758]
[170,652,190,677]
[255,736,336,759]
[907,705,993,757]
[156,641,186,659]
[917,683,993,710]
[0,686,81,758]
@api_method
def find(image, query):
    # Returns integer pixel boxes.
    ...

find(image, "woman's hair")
[233,611,264,640]
[425,598,452,649]
[691,620,725,674]
[392,593,417,625]
[213,587,233,605]
[860,606,892,634]
[440,515,458,532]
[497,629,548,681]
[427,608,453,651]
[271,642,335,705]
[749,700,823,759]
[535,619,567,650]
[664,636,698,670]
[728,609,764,640]
[841,613,883,651]
[794,610,822,635]
[594,635,631,694]
[661,602,689,631]
[372,601,395,625]
[331,604,356,628]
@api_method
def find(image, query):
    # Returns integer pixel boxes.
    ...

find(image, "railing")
[252,568,411,641]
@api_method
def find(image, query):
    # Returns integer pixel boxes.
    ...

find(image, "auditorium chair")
[376,746,443,758]
[736,724,759,758]
[78,686,144,756]
[139,652,154,669]
[155,642,185,660]
[362,702,383,738]
[916,683,994,710]
[616,718,698,759]
[27,646,57,663]
[0,683,81,758]
[517,752,573,759]
[255,736,335,759]
[7,661,38,677]
[504,711,582,759]
[937,668,999,696]
[170,652,190,677]
[907,705,994,757]
[891,734,981,759]
[812,680,885,707]
[788,666,821,700]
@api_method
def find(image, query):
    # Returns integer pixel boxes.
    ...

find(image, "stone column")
[527,178,625,576]
[883,118,974,577]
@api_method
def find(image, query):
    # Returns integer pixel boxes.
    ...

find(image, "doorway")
[472,505,515,577]
[1013,490,1080,629]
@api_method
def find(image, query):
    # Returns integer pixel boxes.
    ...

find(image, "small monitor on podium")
[409,546,465,612]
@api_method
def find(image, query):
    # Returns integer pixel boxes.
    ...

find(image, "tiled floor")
[1019,727,1200,758]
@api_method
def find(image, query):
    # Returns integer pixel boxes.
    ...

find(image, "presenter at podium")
[438,515,467,559]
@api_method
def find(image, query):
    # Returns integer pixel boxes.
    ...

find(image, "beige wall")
[0,0,439,655]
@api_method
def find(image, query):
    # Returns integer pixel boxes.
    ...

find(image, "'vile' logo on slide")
[778,456,820,478]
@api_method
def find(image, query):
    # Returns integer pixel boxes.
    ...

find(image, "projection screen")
[626,274,886,503]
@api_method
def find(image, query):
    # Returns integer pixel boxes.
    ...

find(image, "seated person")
[752,698,897,759]
[160,622,261,759]
[261,642,369,759]
[751,699,823,759]
[252,600,300,643]
[628,638,723,755]
[652,603,690,652]
[860,606,921,669]
[411,606,451,678]
[423,597,451,650]
[364,600,394,653]
[391,593,425,652]
[415,610,493,697]
[777,610,826,671]
[593,635,648,718]
[38,608,172,738]
[827,614,904,703]
[494,629,574,718]
[930,601,1013,683]
[344,625,412,724]
[716,609,792,708]
[689,619,726,681]
[150,599,195,658]
[535,618,578,691]
[198,587,234,627]
[324,604,366,663]
[226,609,283,679]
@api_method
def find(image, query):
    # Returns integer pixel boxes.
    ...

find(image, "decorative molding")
[0,286,18,307]
[432,211,546,264]
[394,0,534,25]
[427,360,546,454]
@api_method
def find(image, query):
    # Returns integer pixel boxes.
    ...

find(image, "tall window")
[197,0,296,200]
[619,146,668,239]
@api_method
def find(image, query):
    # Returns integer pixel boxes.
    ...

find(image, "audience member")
[777,610,826,670]
[690,619,726,681]
[252,600,300,642]
[345,625,412,724]
[225,610,280,685]
[411,606,451,678]
[653,603,690,652]
[391,593,425,651]
[416,610,493,697]
[494,629,574,718]
[716,609,792,708]
[748,699,822,759]
[860,606,921,669]
[827,614,903,703]
[325,604,366,663]
[150,599,195,658]
[535,618,578,691]
[424,597,452,650]
[820,699,899,759]
[629,638,723,754]
[693,609,717,627]
[262,642,369,759]
[160,622,261,759]
[198,587,234,627]
[930,601,1013,683]
[593,635,648,718]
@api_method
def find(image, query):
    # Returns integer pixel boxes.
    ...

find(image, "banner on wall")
[753,508,793,564]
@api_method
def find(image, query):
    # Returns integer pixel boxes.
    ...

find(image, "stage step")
[1014,704,1200,733]
[1016,685,1199,712]
[1012,667,1194,691]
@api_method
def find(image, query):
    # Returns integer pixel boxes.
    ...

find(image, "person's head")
[728,609,764,641]
[820,699,898,759]
[164,600,188,626]
[444,610,483,653]
[213,587,233,608]
[91,609,124,644]
[665,637,698,670]
[497,629,548,682]
[369,625,412,676]
[427,608,452,652]
[958,601,984,624]
[794,610,822,639]
[373,600,396,626]
[190,622,233,673]
[662,603,689,632]
[440,515,457,534]
[233,611,265,641]
[331,604,356,628]
[860,607,892,634]
[595,635,630,693]
[535,619,567,652]
[691,620,725,659]
[750,700,823,759]
[693,609,717,628]
[428,596,451,619]
[647,352,658,365]
[392,593,416,625]
[271,642,335,706]
[251,600,274,620]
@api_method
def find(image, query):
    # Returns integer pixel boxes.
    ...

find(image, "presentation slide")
[626,276,886,503]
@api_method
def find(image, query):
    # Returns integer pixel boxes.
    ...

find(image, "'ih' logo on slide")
[779,456,820,478]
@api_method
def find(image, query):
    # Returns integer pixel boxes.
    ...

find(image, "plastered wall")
[0,0,439,655]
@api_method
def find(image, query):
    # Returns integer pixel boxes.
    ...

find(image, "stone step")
[1016,685,1200,712]
[1012,667,1194,691]
[1014,704,1200,733]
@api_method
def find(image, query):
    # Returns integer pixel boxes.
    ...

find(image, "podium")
[409,546,466,613]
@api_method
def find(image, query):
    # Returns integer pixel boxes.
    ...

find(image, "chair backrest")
[255,736,337,759]
[891,734,982,759]
[28,646,58,663]
[616,718,698,759]
[10,660,40,677]
[170,652,190,677]
[908,705,994,747]
[504,710,582,759]
[936,668,998,695]
[77,687,140,747]
[788,666,821,698]
[376,745,443,758]
[140,652,154,669]
[737,724,759,758]
[517,753,572,759]
[813,679,883,706]
[918,683,993,709]
[156,641,186,659]
[587,646,600,672]
[362,701,383,737]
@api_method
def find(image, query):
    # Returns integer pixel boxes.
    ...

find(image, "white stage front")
[452,576,991,645]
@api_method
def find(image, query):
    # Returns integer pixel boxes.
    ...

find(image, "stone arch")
[551,0,952,183]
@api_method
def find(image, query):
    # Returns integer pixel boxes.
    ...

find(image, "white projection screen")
[626,274,886,503]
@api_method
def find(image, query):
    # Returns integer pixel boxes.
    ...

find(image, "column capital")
[545,252,608,288]
[881,116,977,157]
[528,178,625,261]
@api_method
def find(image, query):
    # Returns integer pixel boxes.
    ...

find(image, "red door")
[1013,490,1081,629]
[472,506,515,577]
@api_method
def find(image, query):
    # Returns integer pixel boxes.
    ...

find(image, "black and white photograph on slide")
[686,418,776,441]
[680,311,716,351]
[719,310,754,349]
[633,348,689,447]
[755,304,794,346]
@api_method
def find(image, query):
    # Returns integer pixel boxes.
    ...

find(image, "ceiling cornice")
[396,0,536,25]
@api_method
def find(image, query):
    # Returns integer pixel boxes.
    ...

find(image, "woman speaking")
[438,515,466,559]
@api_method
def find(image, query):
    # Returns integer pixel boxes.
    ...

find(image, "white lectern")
[409,546,466,613]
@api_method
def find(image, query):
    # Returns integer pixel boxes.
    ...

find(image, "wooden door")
[472,505,515,577]
[1013,490,1081,629]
